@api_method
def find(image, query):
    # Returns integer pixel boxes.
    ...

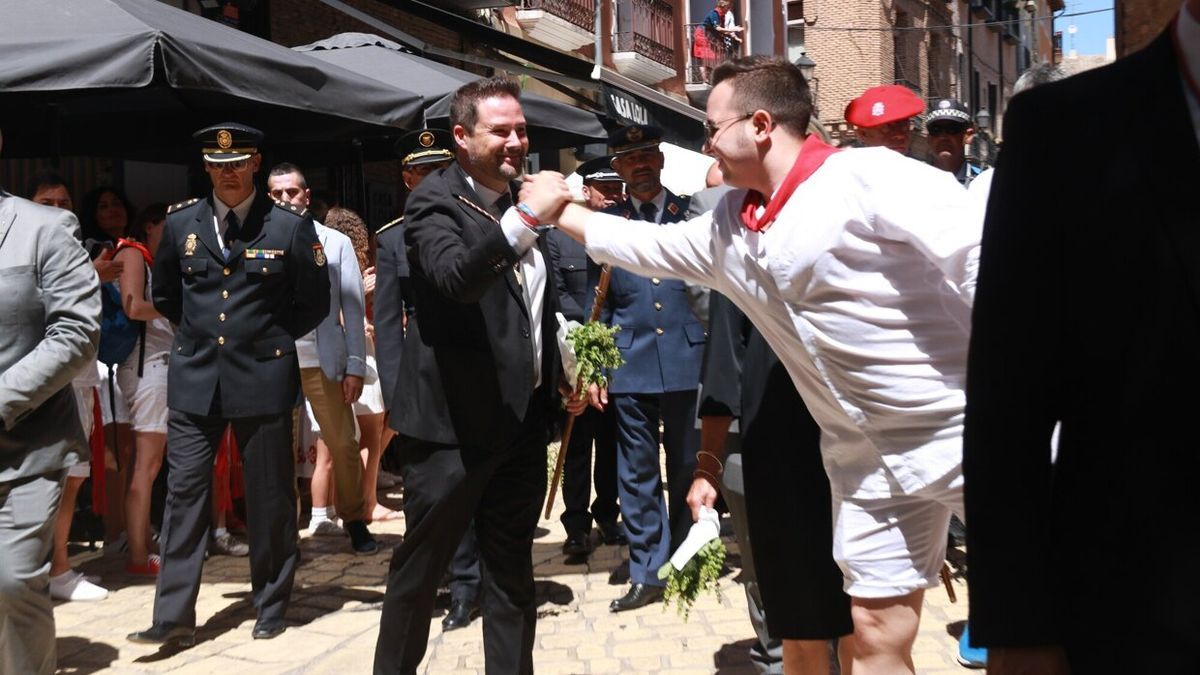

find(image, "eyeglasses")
[205,158,251,172]
[704,112,754,142]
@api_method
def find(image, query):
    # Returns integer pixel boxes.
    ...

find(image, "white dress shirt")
[585,147,979,500]
[212,189,255,253]
[629,189,668,223]
[465,173,547,388]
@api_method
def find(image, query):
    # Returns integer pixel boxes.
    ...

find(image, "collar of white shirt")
[213,189,256,238]
[463,170,510,216]
[629,189,668,223]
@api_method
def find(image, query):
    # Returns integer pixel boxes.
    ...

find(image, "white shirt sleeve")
[866,157,982,306]
[584,211,719,287]
[499,207,539,254]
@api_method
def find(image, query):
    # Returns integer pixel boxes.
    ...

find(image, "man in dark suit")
[373,77,583,675]
[595,125,705,613]
[544,156,625,557]
[964,6,1200,672]
[376,128,485,633]
[0,128,102,674]
[129,123,329,645]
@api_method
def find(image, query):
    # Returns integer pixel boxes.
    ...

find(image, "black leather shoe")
[597,521,628,546]
[346,519,378,556]
[252,618,287,640]
[441,599,480,631]
[127,622,195,646]
[609,583,663,612]
[562,530,590,556]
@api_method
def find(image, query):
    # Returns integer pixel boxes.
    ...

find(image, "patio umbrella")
[0,0,425,161]
[294,33,609,151]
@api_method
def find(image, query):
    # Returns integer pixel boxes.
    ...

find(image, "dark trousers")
[445,519,481,604]
[154,409,297,628]
[613,391,699,586]
[559,405,619,535]
[374,425,547,675]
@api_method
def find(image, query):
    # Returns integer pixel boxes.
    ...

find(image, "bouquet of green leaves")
[655,506,726,620]
[563,320,624,396]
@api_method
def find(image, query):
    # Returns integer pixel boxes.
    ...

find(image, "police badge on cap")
[924,98,973,130]
[394,128,455,167]
[608,124,663,156]
[194,123,263,163]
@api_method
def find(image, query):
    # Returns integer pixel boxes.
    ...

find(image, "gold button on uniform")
[654,302,663,311]
[217,336,225,345]
[655,327,664,335]
[218,313,226,322]
[262,266,269,273]
[274,349,282,357]
[651,277,661,285]
[222,290,229,299]
[223,267,231,276]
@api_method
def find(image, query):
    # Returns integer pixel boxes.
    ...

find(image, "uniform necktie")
[639,201,658,224]
[223,210,241,260]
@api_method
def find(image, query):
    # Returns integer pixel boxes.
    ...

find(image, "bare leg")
[125,431,165,566]
[356,412,394,520]
[104,423,134,541]
[839,634,855,674]
[849,591,923,675]
[50,476,87,577]
[782,639,832,675]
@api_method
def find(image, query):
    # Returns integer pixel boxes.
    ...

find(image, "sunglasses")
[205,158,251,171]
[926,124,968,137]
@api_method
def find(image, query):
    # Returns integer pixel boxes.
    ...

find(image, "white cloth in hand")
[669,506,721,571]
[556,312,582,384]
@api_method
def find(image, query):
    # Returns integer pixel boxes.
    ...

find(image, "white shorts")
[69,384,95,478]
[832,470,964,599]
[97,362,130,426]
[116,353,170,433]
[352,344,385,416]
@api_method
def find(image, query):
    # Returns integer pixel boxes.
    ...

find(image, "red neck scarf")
[740,134,840,233]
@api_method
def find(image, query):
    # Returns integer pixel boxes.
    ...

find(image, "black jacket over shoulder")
[152,192,329,418]
[964,30,1200,664]
[392,164,561,451]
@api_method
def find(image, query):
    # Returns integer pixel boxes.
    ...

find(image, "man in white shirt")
[523,56,977,674]
[266,163,377,557]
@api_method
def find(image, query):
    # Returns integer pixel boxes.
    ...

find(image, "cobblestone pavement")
[54,481,970,674]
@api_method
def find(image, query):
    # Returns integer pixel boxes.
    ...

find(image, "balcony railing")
[684,22,732,85]
[613,0,675,69]
[519,0,594,33]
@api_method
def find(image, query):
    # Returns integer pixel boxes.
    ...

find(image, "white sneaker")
[377,471,398,489]
[49,570,109,602]
[308,519,344,536]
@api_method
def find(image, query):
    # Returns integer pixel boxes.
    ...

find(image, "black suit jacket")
[545,228,590,323]
[153,192,329,418]
[964,30,1200,659]
[373,217,411,412]
[391,164,561,450]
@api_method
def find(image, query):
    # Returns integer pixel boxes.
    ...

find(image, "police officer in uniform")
[128,123,329,645]
[595,125,705,612]
[925,98,983,186]
[546,156,625,556]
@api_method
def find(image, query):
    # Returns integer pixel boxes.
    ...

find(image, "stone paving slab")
[54,485,970,674]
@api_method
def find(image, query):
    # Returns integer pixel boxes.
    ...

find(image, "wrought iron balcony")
[517,0,596,51]
[684,22,734,85]
[612,0,676,84]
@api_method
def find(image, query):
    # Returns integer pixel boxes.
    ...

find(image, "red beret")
[844,85,926,128]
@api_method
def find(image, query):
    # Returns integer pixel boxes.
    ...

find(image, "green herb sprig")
[565,321,624,396]
[656,538,727,620]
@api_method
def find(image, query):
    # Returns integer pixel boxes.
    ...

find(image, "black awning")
[601,84,705,150]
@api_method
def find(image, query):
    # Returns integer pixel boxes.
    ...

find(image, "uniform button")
[262,266,269,273]
[186,265,193,273]
[176,346,182,352]
[218,313,226,322]
[654,302,663,311]
[655,327,664,335]
[522,328,530,338]
[222,290,229,299]
[223,267,231,276]
[275,349,282,357]
[651,277,661,285]
[217,336,225,345]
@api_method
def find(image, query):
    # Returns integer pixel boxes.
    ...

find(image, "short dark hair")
[80,185,136,243]
[449,76,522,132]
[268,162,307,187]
[712,56,813,137]
[27,169,69,200]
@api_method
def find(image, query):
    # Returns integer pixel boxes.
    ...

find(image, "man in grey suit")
[0,129,103,674]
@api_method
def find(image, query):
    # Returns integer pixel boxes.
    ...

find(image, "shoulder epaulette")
[272,200,308,217]
[167,197,199,214]
[375,216,404,235]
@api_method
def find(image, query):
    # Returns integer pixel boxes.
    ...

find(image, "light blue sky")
[1056,0,1115,56]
